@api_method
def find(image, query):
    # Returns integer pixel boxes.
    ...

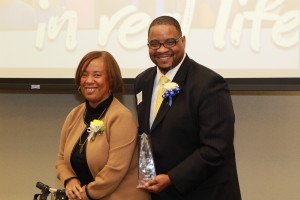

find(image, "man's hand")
[137,174,171,194]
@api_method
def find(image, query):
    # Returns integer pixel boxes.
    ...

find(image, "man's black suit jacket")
[134,55,241,200]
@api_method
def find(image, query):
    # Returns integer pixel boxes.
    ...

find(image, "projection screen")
[0,0,299,90]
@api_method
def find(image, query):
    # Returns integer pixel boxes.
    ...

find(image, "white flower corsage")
[87,119,105,141]
[162,82,180,106]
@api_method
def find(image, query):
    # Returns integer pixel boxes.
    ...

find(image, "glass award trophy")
[138,133,156,186]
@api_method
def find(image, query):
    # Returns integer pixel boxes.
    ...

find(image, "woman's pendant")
[79,143,84,154]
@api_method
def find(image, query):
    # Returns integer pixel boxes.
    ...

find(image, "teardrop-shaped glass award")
[138,133,156,186]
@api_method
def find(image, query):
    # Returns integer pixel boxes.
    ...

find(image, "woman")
[56,51,150,200]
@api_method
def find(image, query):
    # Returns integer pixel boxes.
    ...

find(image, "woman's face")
[80,57,110,108]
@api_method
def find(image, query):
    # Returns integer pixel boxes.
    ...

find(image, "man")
[134,16,241,200]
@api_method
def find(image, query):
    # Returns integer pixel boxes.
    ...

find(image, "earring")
[78,86,82,94]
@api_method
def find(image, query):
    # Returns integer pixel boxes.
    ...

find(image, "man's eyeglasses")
[148,36,182,50]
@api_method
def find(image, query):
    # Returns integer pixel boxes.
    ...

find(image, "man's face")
[148,24,186,74]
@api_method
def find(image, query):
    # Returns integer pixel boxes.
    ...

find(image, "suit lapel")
[140,69,156,134]
[150,97,169,131]
[150,55,190,132]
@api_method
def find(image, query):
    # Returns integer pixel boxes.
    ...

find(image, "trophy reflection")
[138,133,156,186]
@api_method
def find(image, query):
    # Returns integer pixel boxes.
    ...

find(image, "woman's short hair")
[75,51,124,93]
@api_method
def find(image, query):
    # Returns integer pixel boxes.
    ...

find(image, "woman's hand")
[66,178,83,200]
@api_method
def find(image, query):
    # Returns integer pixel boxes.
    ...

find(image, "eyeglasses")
[147,36,182,50]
